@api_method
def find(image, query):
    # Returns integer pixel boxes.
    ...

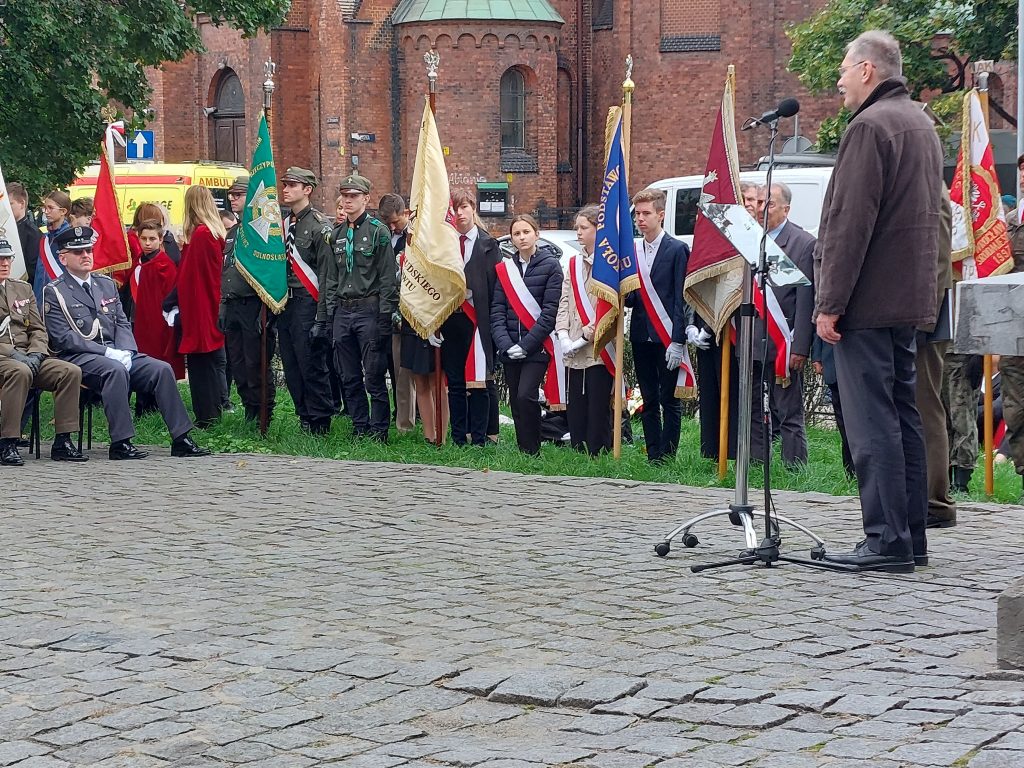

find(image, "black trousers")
[567,364,613,456]
[834,326,927,559]
[504,360,547,455]
[279,293,333,426]
[697,336,738,460]
[487,378,499,437]
[441,312,489,445]
[750,362,809,466]
[333,305,390,436]
[224,296,276,420]
[828,382,855,475]
[634,340,682,462]
[186,348,227,428]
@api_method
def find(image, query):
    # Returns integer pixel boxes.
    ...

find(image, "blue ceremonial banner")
[592,108,638,349]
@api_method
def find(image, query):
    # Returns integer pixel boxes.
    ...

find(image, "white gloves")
[685,324,712,350]
[427,332,443,348]
[665,341,687,370]
[104,347,133,372]
[162,307,179,327]
[558,333,588,361]
[506,344,527,360]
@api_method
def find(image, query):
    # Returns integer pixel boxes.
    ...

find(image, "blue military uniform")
[42,226,208,459]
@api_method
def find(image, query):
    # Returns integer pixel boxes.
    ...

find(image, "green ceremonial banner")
[235,111,288,312]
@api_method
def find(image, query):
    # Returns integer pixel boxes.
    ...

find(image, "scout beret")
[229,176,249,194]
[53,226,96,251]
[338,173,371,194]
[282,167,318,188]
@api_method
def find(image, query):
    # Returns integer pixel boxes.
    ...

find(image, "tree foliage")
[787,0,1019,151]
[0,0,290,197]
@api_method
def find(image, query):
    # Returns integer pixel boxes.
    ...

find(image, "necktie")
[460,235,468,262]
[83,280,95,304]
[286,217,296,254]
[345,225,355,272]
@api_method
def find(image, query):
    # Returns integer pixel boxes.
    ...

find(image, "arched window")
[210,69,246,164]
[500,69,526,150]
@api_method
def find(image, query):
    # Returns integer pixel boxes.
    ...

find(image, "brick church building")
[147,0,840,221]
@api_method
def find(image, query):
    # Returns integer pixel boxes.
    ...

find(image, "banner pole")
[612,55,634,460]
[717,331,731,480]
[425,52,445,447]
[259,59,276,438]
[977,64,994,496]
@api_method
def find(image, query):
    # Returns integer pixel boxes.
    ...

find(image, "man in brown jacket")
[0,238,86,465]
[814,30,942,572]
[997,153,1024,492]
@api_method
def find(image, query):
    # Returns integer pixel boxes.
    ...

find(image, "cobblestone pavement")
[2,451,1024,768]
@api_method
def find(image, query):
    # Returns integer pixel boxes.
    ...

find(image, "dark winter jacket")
[814,78,943,330]
[490,243,563,364]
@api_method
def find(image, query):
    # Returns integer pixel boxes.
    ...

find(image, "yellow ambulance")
[70,161,245,235]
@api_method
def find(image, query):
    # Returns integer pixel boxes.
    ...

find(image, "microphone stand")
[654,117,853,574]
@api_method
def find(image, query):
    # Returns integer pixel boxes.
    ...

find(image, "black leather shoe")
[823,540,915,573]
[109,439,149,460]
[915,554,929,567]
[171,434,211,457]
[51,434,88,462]
[0,440,25,466]
[926,514,956,529]
[951,467,972,492]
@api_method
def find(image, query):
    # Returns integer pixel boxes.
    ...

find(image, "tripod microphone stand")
[653,115,854,574]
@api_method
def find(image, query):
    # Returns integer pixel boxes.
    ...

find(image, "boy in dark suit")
[626,187,694,463]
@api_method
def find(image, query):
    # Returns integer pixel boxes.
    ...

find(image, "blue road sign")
[126,130,155,160]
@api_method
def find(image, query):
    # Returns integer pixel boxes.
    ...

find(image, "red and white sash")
[752,274,793,385]
[284,215,320,301]
[495,258,566,410]
[462,298,487,389]
[634,240,695,398]
[40,235,64,281]
[569,255,617,379]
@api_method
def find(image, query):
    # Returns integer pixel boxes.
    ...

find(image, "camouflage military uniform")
[942,352,980,475]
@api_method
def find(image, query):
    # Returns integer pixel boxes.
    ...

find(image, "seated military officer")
[0,237,86,466]
[42,226,210,460]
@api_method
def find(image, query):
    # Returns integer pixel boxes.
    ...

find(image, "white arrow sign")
[133,133,148,154]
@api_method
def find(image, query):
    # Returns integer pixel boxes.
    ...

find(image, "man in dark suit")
[441,189,501,446]
[627,187,694,463]
[42,226,210,460]
[750,182,815,466]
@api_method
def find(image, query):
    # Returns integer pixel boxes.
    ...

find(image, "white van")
[646,166,834,247]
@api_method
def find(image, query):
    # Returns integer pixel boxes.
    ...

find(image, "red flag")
[91,150,131,279]
[949,89,1013,279]
[684,66,744,337]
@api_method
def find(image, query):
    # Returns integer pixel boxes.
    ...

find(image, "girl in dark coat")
[490,214,563,455]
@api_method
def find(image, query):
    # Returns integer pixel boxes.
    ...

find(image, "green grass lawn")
[38,383,1023,504]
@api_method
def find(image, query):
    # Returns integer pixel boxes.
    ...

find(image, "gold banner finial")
[100,105,117,123]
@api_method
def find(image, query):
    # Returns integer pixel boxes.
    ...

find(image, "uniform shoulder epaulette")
[6,277,29,287]
[93,273,116,286]
[367,216,386,230]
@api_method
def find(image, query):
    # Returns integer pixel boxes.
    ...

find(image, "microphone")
[741,98,800,131]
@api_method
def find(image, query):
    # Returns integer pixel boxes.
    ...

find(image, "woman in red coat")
[177,186,227,428]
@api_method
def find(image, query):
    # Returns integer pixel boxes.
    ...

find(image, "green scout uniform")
[315,174,397,440]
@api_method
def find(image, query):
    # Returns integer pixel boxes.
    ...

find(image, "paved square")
[2,451,1023,767]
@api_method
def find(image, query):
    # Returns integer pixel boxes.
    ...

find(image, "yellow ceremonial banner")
[400,98,466,337]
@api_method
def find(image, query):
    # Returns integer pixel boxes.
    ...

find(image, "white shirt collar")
[69,272,92,289]
[643,229,666,258]
[461,226,479,263]
[767,218,787,240]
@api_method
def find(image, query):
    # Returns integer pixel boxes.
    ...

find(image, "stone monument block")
[997,576,1024,670]
[953,273,1024,356]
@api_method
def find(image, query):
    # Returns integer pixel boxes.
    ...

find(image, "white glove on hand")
[427,333,443,348]
[666,341,687,370]
[685,324,712,350]
[571,337,588,353]
[162,307,179,327]
[105,348,132,372]
[506,344,527,360]
[558,332,576,361]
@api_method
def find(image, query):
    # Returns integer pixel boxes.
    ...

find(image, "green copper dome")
[392,0,565,25]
